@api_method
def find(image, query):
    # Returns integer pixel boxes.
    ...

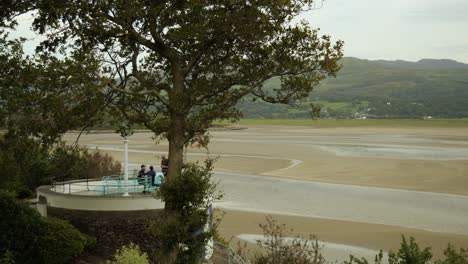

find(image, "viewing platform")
[37,171,166,211]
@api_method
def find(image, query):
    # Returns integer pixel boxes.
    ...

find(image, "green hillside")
[240,57,468,118]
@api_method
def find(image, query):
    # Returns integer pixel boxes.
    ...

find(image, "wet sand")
[63,125,468,261]
[69,126,468,195]
[217,209,468,260]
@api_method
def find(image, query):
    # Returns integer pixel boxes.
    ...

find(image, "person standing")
[161,155,169,176]
[137,164,147,192]
[147,165,156,186]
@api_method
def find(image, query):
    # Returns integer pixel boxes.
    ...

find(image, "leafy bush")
[253,215,325,264]
[436,245,468,264]
[86,150,121,179]
[346,236,468,264]
[46,143,88,181]
[107,243,149,264]
[0,190,45,263]
[153,159,221,263]
[0,134,120,196]
[388,236,432,264]
[0,191,90,264]
[39,217,90,264]
[0,134,49,195]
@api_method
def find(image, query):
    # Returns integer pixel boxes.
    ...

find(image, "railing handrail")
[213,241,249,264]
[49,175,156,196]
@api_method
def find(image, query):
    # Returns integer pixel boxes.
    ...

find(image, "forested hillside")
[240,57,468,118]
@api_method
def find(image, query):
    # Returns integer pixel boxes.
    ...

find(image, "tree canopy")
[1,1,343,177]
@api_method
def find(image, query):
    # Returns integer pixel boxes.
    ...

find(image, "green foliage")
[39,217,90,264]
[106,243,149,264]
[156,159,219,214]
[0,134,50,195]
[0,34,111,145]
[348,236,431,264]
[47,143,88,181]
[86,151,122,179]
[1,1,343,178]
[388,236,432,264]
[435,245,468,264]
[0,251,14,264]
[239,57,468,119]
[0,134,120,196]
[0,191,90,264]
[253,216,326,264]
[0,190,43,264]
[345,251,384,264]
[153,160,221,263]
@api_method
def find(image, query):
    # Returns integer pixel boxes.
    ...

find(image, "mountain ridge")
[240,57,468,118]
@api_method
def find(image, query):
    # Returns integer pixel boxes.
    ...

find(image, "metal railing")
[211,241,249,264]
[50,173,157,196]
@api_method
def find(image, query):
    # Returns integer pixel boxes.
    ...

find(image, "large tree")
[2,1,343,178]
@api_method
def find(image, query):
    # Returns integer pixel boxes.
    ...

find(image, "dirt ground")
[64,125,468,260]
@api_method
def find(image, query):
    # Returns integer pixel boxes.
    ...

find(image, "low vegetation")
[0,191,92,264]
[252,216,326,264]
[107,243,150,264]
[152,159,221,263]
[0,133,121,198]
[233,216,468,264]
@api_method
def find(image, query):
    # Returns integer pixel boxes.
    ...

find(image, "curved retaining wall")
[36,184,165,260]
[37,185,165,211]
[47,207,163,260]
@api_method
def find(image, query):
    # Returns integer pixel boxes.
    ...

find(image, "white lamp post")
[122,138,130,197]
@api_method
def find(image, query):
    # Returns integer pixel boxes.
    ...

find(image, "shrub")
[253,215,325,264]
[107,243,149,264]
[0,251,14,264]
[0,133,121,196]
[435,244,468,264]
[388,236,432,264]
[39,217,90,264]
[0,134,49,195]
[46,143,88,181]
[86,151,121,179]
[0,191,90,264]
[153,159,221,263]
[345,236,431,264]
[48,144,121,181]
[0,190,44,264]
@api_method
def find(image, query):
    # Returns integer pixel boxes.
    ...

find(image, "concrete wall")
[37,185,164,211]
[47,207,163,259]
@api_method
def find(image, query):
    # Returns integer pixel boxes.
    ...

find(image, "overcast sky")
[300,0,468,63]
[11,0,468,63]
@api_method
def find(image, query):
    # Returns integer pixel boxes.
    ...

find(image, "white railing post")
[122,139,130,197]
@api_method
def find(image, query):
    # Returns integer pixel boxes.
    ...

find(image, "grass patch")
[219,118,468,127]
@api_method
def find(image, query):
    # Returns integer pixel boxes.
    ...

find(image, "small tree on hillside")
[1,0,343,179]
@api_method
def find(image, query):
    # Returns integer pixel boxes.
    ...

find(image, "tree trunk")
[167,65,186,179]
[167,113,185,179]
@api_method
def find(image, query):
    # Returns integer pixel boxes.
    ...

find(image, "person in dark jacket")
[147,165,156,186]
[137,164,147,192]
[161,155,169,176]
[137,164,146,178]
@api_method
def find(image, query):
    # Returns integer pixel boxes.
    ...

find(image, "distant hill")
[240,57,468,119]
[375,58,468,70]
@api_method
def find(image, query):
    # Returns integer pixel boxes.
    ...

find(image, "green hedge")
[0,191,91,264]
